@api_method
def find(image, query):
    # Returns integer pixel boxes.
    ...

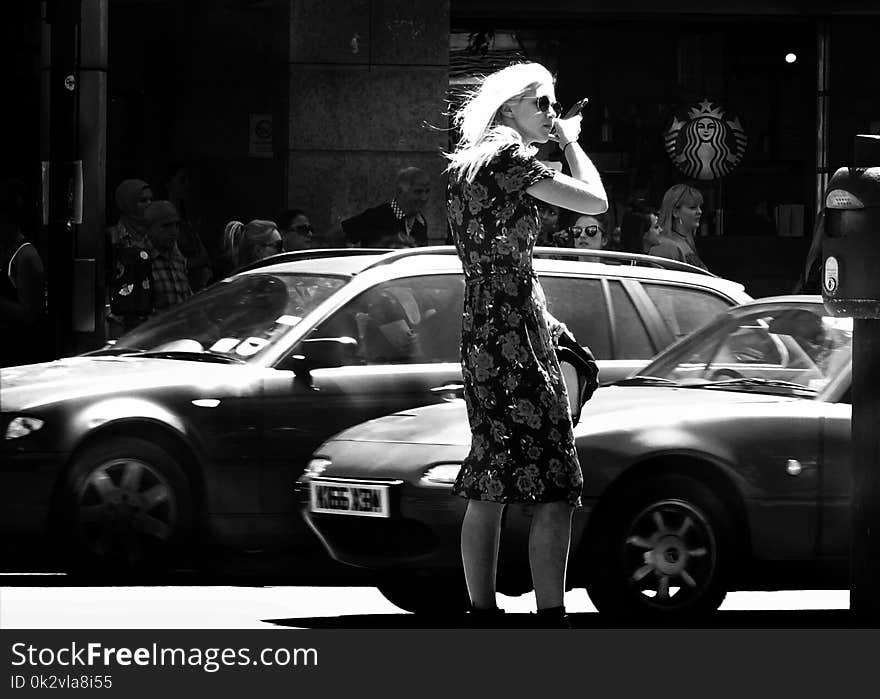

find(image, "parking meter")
[826,136,880,626]
[822,166,880,317]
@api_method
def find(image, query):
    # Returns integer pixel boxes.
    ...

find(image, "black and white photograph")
[3,0,880,695]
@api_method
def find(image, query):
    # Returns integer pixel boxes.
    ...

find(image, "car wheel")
[378,572,470,615]
[61,437,193,574]
[585,474,731,622]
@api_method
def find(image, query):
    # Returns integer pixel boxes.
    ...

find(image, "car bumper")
[300,479,466,570]
[0,451,67,531]
[0,451,68,566]
[298,479,596,578]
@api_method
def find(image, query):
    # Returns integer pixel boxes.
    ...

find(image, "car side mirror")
[290,336,359,375]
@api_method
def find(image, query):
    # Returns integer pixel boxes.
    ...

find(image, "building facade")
[5,1,880,352]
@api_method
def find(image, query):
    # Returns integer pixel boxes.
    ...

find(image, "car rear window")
[642,282,732,341]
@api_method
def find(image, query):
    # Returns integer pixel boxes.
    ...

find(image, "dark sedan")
[301,296,854,620]
[1,247,748,574]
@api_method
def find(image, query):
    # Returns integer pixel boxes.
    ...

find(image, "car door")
[539,274,654,383]
[635,281,735,345]
[257,273,466,515]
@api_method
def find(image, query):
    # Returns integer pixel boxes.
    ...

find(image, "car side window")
[608,281,655,359]
[310,274,464,365]
[642,283,731,340]
[539,275,611,359]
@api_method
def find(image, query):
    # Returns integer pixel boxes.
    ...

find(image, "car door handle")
[785,459,817,476]
[430,383,464,401]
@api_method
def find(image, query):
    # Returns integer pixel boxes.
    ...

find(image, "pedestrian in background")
[334,167,431,248]
[160,163,212,291]
[277,208,315,251]
[619,205,662,255]
[536,202,563,246]
[0,178,46,367]
[647,184,708,270]
[144,200,192,312]
[106,178,154,336]
[222,219,283,271]
[446,61,607,627]
[568,213,609,250]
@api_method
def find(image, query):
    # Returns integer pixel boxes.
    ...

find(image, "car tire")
[378,572,470,615]
[60,437,194,575]
[585,474,732,622]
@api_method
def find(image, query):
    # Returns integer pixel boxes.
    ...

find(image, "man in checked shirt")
[144,200,192,312]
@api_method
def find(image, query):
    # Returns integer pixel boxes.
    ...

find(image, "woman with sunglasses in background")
[221,219,283,272]
[647,183,708,270]
[566,213,608,250]
[278,208,315,251]
[446,62,607,628]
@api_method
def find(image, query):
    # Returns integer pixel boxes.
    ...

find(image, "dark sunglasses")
[569,224,602,238]
[289,223,313,235]
[531,95,563,115]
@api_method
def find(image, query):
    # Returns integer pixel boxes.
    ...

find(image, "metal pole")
[849,134,880,627]
[815,21,830,218]
[45,0,82,359]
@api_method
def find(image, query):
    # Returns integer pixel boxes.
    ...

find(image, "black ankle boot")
[533,606,572,629]
[466,606,507,628]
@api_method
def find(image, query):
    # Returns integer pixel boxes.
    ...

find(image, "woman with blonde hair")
[446,61,607,627]
[221,219,283,271]
[648,184,708,270]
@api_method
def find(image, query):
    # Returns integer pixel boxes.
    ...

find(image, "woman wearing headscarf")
[106,178,154,336]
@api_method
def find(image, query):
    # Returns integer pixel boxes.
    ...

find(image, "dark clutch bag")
[556,330,600,426]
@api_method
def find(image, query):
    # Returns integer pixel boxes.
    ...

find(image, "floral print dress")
[447,142,583,506]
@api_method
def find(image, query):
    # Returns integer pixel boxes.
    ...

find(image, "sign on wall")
[249,114,273,158]
[664,99,747,180]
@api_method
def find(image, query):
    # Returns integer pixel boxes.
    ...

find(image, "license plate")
[310,480,390,518]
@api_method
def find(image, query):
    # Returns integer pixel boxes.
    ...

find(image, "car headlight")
[302,457,331,479]
[420,463,461,487]
[5,416,45,441]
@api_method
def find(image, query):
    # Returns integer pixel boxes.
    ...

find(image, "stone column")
[284,0,450,243]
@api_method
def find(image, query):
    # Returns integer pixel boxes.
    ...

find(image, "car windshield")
[629,303,853,396]
[96,272,348,361]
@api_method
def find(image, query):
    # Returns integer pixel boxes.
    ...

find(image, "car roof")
[238,250,388,277]
[238,246,749,297]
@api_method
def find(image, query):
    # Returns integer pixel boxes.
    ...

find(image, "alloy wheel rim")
[622,498,717,611]
[75,458,177,563]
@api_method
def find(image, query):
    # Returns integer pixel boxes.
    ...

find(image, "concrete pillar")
[40,0,107,355]
[284,0,450,242]
[77,0,108,348]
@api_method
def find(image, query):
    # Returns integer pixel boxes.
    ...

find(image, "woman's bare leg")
[460,499,506,609]
[528,501,575,610]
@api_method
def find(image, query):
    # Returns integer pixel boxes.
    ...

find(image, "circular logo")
[254,119,272,140]
[64,74,76,91]
[824,256,839,295]
[664,99,747,180]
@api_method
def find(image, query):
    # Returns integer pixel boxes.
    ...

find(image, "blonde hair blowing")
[447,62,555,183]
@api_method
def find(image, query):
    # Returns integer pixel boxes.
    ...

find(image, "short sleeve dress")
[447,142,583,506]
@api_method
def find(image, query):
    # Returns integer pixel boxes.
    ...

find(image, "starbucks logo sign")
[664,99,747,180]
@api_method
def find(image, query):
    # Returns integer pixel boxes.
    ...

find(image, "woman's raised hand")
[553,113,582,147]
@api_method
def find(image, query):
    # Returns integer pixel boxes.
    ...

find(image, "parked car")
[300,296,854,620]
[1,246,748,574]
